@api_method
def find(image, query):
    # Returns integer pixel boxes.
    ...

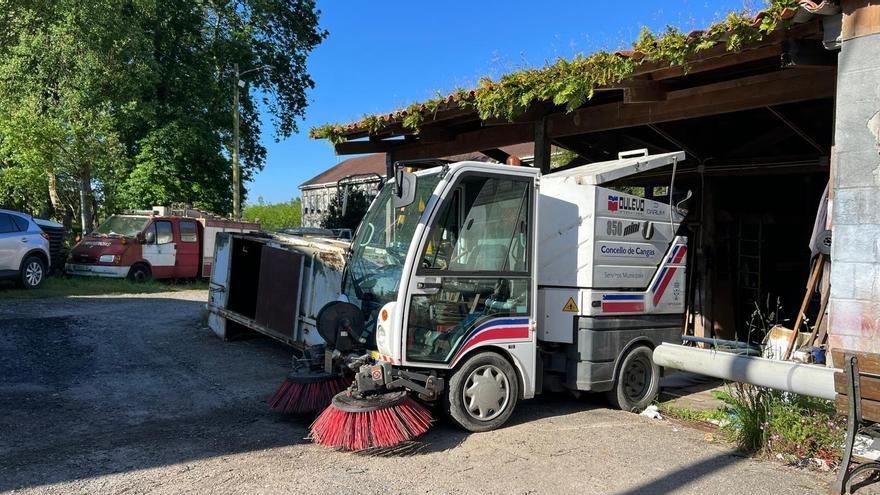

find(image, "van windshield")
[93,215,150,237]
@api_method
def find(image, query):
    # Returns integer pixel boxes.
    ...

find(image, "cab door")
[174,219,200,277]
[141,219,176,278]
[402,171,536,371]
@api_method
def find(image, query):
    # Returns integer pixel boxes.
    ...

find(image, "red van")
[66,206,258,281]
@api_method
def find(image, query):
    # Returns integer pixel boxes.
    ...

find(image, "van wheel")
[128,264,151,282]
[447,351,518,432]
[606,345,660,412]
[19,256,46,289]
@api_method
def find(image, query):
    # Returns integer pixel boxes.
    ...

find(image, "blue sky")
[250,0,749,204]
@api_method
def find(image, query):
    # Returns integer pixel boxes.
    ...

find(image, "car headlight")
[99,254,117,263]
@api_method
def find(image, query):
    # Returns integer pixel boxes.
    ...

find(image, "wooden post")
[533,117,551,174]
[385,151,395,179]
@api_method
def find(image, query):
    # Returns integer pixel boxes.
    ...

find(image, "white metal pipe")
[653,343,838,400]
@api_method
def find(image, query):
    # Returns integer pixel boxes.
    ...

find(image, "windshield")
[93,215,150,237]
[344,171,441,333]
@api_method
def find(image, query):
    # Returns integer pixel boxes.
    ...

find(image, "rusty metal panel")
[254,247,303,338]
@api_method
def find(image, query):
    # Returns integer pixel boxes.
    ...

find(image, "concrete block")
[836,67,880,103]
[833,188,880,225]
[834,112,880,154]
[833,150,880,188]
[853,263,880,301]
[830,261,856,299]
[829,298,880,338]
[838,34,880,75]
[831,224,880,262]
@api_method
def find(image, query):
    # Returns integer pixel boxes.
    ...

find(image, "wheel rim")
[462,364,510,421]
[25,262,43,286]
[133,269,146,281]
[622,354,652,403]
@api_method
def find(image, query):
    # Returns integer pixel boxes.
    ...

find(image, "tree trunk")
[79,170,92,233]
[47,170,73,230]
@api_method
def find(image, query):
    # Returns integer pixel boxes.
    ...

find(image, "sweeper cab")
[314,150,691,439]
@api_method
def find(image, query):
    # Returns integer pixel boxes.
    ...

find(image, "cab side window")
[0,214,18,234]
[179,220,198,242]
[155,221,173,244]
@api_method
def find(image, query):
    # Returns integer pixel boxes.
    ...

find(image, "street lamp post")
[231,63,272,221]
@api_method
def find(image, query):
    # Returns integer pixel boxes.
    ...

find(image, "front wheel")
[447,351,519,432]
[606,345,660,412]
[20,256,46,289]
[127,264,151,282]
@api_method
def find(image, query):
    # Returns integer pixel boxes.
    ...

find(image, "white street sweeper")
[306,149,691,449]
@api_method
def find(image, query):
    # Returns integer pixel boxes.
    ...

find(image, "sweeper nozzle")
[310,390,432,451]
[268,371,350,415]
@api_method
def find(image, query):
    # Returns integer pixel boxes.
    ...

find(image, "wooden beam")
[842,0,880,40]
[547,69,835,139]
[765,105,826,154]
[391,123,533,161]
[647,124,701,161]
[335,139,405,155]
[534,117,552,174]
[621,80,667,103]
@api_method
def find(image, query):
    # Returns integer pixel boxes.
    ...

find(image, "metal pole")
[232,63,241,221]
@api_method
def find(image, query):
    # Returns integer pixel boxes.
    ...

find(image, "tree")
[0,0,327,226]
[322,189,372,231]
[243,197,302,230]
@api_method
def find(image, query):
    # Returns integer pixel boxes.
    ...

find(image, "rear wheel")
[447,351,519,432]
[19,256,46,289]
[606,345,660,412]
[127,264,151,282]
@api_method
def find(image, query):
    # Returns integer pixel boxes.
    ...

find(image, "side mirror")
[136,232,146,244]
[143,230,155,244]
[392,168,417,208]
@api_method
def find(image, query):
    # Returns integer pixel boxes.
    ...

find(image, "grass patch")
[662,384,844,469]
[658,403,728,424]
[714,384,844,466]
[0,276,208,300]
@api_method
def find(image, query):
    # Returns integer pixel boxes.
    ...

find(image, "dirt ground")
[0,290,844,494]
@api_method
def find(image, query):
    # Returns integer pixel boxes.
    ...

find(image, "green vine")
[310,0,800,144]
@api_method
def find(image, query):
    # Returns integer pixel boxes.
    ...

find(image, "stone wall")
[829,30,880,352]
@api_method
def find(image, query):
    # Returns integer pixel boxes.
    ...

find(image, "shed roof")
[299,142,538,188]
[310,0,838,148]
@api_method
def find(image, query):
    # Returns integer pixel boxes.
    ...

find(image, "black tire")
[606,345,660,412]
[19,256,46,289]
[447,351,519,432]
[127,264,151,282]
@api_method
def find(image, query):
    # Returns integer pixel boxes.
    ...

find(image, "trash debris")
[640,405,662,420]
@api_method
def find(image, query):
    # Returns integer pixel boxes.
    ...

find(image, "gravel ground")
[0,290,843,494]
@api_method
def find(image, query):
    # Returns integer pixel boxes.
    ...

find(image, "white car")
[0,209,52,289]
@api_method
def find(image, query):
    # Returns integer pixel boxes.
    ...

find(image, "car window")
[0,214,18,234]
[156,220,174,244]
[179,220,197,242]
[11,215,29,232]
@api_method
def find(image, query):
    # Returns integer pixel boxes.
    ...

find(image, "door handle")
[21,238,28,243]
[417,281,442,290]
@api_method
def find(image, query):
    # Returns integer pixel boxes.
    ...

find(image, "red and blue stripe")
[450,317,530,365]
[601,293,645,313]
[651,245,687,305]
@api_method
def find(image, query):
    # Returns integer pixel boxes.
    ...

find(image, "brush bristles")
[310,398,432,451]
[268,377,350,415]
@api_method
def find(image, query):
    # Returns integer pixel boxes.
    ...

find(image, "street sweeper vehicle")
[280,150,691,450]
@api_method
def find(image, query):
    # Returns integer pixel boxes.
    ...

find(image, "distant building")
[298,143,537,228]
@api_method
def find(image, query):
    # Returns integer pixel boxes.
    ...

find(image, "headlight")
[99,254,117,263]
[376,323,386,346]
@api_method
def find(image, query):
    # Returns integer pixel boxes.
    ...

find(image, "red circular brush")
[310,390,433,451]
[268,371,351,415]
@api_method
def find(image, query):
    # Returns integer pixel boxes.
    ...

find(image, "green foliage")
[714,384,844,463]
[0,0,327,224]
[243,197,302,230]
[310,0,798,143]
[321,188,371,231]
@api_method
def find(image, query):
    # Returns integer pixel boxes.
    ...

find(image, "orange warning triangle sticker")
[562,297,579,312]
